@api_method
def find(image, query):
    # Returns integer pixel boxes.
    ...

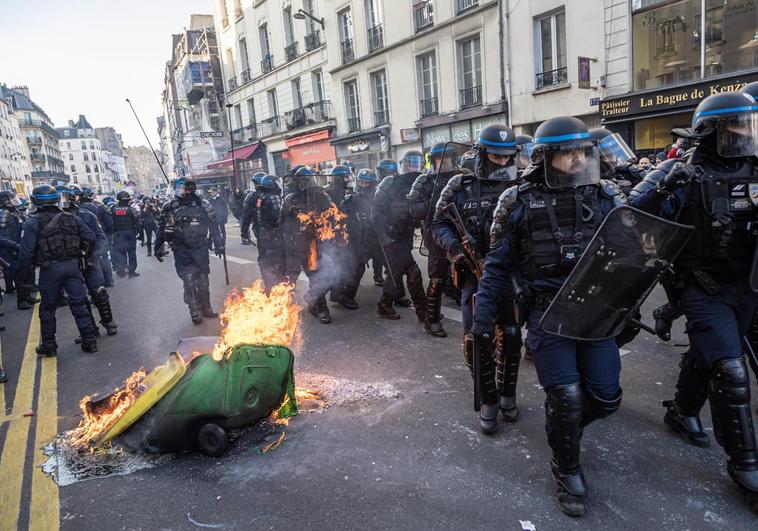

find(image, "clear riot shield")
[419,142,473,257]
[539,206,694,341]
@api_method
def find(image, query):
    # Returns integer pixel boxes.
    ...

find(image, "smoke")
[309,241,352,302]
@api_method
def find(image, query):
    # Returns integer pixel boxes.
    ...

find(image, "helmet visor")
[598,133,636,169]
[543,141,601,189]
[516,142,534,170]
[716,113,758,158]
[402,154,424,174]
[486,163,519,182]
[174,181,195,197]
[58,196,71,209]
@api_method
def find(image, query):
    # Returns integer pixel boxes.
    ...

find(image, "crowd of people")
[1,82,757,518]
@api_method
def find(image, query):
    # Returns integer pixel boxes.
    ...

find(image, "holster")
[691,269,722,295]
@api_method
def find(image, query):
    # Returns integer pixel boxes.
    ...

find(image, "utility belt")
[532,293,554,312]
[684,268,744,296]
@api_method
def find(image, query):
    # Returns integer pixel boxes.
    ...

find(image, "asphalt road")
[1,223,757,530]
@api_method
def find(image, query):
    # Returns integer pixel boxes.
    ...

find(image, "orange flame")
[296,204,348,244]
[67,368,148,449]
[211,280,301,361]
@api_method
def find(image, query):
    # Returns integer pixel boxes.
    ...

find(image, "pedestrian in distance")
[109,191,141,278]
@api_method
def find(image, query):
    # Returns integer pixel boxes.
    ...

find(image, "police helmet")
[31,184,60,207]
[293,166,316,191]
[533,116,601,189]
[331,165,352,178]
[174,177,197,198]
[401,150,424,174]
[475,125,519,156]
[356,169,378,192]
[589,128,637,173]
[80,187,95,201]
[342,161,356,174]
[0,190,20,208]
[741,81,758,102]
[251,171,266,188]
[515,134,534,170]
[258,174,278,191]
[376,159,399,180]
[691,91,758,158]
[116,190,131,203]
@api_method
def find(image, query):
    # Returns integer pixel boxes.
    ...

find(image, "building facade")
[214,0,336,183]
[160,15,232,191]
[600,0,758,156]
[0,96,33,195]
[57,115,117,193]
[1,85,65,184]
[125,145,166,195]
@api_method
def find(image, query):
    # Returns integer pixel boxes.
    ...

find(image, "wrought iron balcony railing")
[284,100,332,131]
[535,67,568,90]
[285,42,299,62]
[347,116,361,133]
[340,39,354,64]
[419,96,439,117]
[367,24,384,53]
[459,85,482,109]
[456,0,479,14]
[304,31,322,51]
[261,54,274,74]
[414,2,434,32]
[374,109,389,126]
[256,116,286,138]
[228,76,238,91]
[240,69,251,84]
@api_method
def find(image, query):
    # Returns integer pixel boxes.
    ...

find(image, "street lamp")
[224,103,237,191]
[293,8,324,28]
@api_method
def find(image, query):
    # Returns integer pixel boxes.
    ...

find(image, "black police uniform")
[370,172,426,320]
[140,201,159,254]
[432,160,523,423]
[240,187,260,243]
[154,193,224,323]
[632,92,758,510]
[81,194,115,286]
[0,195,36,308]
[18,201,98,355]
[110,197,140,277]
[254,181,286,292]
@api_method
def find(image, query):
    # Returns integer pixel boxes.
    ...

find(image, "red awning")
[287,139,336,167]
[207,143,260,170]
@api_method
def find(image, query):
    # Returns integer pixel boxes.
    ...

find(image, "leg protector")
[546,383,587,500]
[404,264,426,322]
[496,324,522,422]
[662,349,710,447]
[581,387,622,428]
[463,332,475,377]
[424,278,447,337]
[91,287,118,334]
[709,358,758,492]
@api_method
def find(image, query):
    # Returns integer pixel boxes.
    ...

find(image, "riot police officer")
[0,190,36,309]
[632,91,758,513]
[473,117,626,516]
[241,171,266,245]
[80,187,114,286]
[280,167,338,323]
[18,185,99,355]
[408,146,452,337]
[432,125,524,429]
[326,164,352,206]
[371,156,426,321]
[254,174,285,292]
[110,190,140,278]
[154,177,224,324]
[335,168,382,307]
[58,185,118,336]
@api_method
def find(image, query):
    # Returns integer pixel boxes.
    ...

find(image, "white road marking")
[441,306,463,323]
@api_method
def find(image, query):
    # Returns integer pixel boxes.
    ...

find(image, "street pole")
[225,103,237,192]
[125,98,170,185]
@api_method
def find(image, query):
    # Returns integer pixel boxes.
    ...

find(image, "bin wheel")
[197,423,229,457]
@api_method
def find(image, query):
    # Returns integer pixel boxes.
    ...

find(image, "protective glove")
[660,162,695,193]
[214,246,225,258]
[451,243,468,268]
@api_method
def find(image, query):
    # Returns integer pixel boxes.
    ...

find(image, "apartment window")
[83,152,89,162]
[338,9,354,64]
[64,130,70,138]
[344,80,361,132]
[371,70,389,126]
[365,0,384,52]
[66,142,71,149]
[456,0,479,14]
[69,153,73,160]
[239,37,251,82]
[91,152,97,161]
[90,141,95,149]
[219,0,230,27]
[313,71,325,102]
[417,51,439,117]
[457,36,482,108]
[292,78,304,109]
[85,164,91,173]
[81,141,86,149]
[259,23,273,73]
[414,1,434,32]
[267,89,279,118]
[283,7,296,46]
[234,104,243,129]
[94,164,99,173]
[304,0,318,34]
[70,165,76,173]
[247,98,256,125]
[535,10,567,89]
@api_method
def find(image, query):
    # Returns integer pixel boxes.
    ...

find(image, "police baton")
[222,250,230,286]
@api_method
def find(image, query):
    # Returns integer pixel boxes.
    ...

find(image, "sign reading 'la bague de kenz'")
[600,71,758,121]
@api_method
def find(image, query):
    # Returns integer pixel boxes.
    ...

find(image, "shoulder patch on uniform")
[489,185,521,247]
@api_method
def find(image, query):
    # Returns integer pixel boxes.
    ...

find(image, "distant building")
[57,115,116,194]
[125,145,165,195]
[95,126,125,157]
[0,95,33,196]
[1,85,65,184]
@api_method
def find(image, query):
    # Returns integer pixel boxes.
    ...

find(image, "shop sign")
[600,72,758,120]
[400,128,420,143]
[200,131,224,138]
[347,139,370,153]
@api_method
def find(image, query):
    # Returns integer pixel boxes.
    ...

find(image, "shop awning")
[287,139,336,167]
[207,143,260,170]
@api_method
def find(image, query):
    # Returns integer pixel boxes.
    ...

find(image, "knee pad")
[548,383,584,421]
[581,387,623,427]
[427,277,444,296]
[710,358,750,405]
[405,263,422,283]
[196,274,210,291]
[91,286,109,305]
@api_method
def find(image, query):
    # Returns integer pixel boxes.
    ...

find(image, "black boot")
[181,274,202,324]
[316,299,331,324]
[16,287,31,310]
[424,278,447,338]
[80,336,98,353]
[36,342,58,357]
[377,297,400,320]
[394,297,412,307]
[547,383,587,517]
[653,301,683,341]
[709,358,758,506]
[92,287,118,336]
[479,404,499,435]
[189,305,203,324]
[663,349,710,447]
[405,264,426,323]
[336,297,359,310]
[496,324,522,422]
[196,273,218,318]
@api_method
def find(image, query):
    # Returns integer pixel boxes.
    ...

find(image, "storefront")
[419,112,508,150]
[600,70,758,156]
[331,127,390,172]
[206,141,267,190]
[285,129,337,180]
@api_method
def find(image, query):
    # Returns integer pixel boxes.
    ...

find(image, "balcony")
[459,85,482,109]
[535,67,568,90]
[456,0,479,14]
[228,76,238,91]
[240,69,252,84]
[183,61,214,103]
[285,42,299,62]
[374,109,389,126]
[347,117,361,133]
[30,153,46,162]
[414,2,434,32]
[340,39,354,64]
[27,136,42,146]
[261,54,274,74]
[367,24,384,53]
[48,155,64,168]
[304,31,322,52]
[32,170,66,180]
[284,100,333,131]
[257,116,286,138]
[419,96,439,118]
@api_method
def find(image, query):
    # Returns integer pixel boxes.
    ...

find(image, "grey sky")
[0,0,213,147]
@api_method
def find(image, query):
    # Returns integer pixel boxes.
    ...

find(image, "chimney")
[12,85,30,98]
[68,120,75,127]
